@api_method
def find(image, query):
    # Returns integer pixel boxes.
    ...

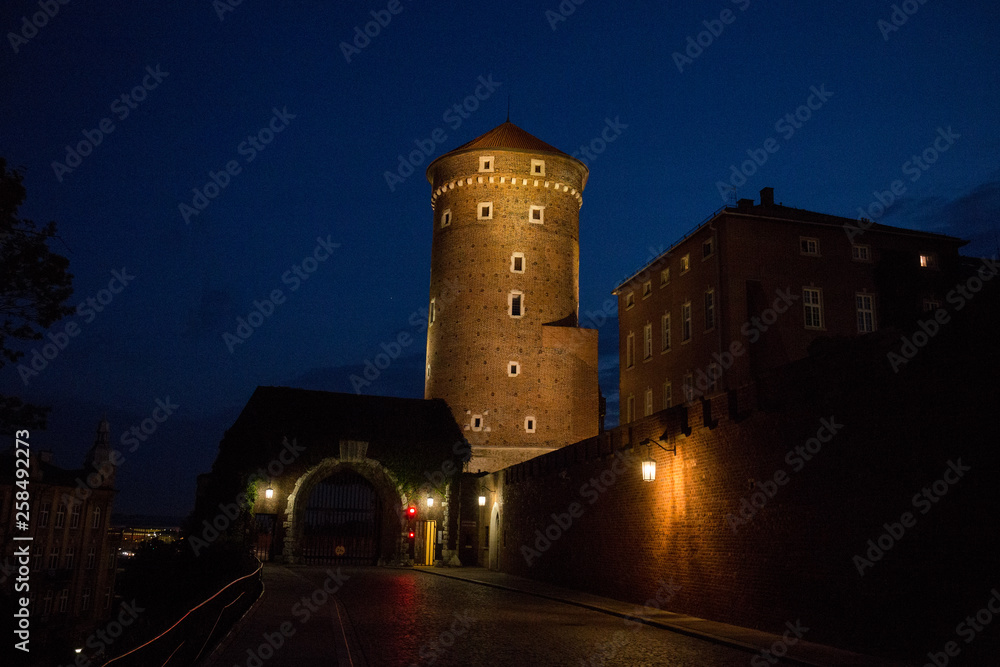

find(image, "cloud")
[886,180,1000,256]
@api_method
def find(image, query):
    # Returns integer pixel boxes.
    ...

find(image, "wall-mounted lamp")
[426,496,434,507]
[478,495,487,506]
[265,486,274,499]
[639,438,677,482]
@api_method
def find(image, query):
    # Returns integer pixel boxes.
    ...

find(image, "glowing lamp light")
[75,649,83,654]
[642,458,657,482]
[426,496,434,507]
[478,495,486,506]
[265,486,274,499]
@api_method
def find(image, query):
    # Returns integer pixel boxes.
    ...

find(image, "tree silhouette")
[0,158,74,433]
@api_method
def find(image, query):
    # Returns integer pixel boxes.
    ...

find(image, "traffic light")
[408,530,415,540]
[406,506,417,520]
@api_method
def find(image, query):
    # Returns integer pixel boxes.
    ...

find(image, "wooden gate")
[252,513,277,561]
[301,470,380,565]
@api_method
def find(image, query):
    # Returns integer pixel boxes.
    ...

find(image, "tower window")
[800,237,820,256]
[626,332,635,369]
[509,291,524,318]
[470,414,483,431]
[511,252,525,273]
[478,202,493,220]
[479,156,494,172]
[440,209,452,228]
[642,281,652,298]
[625,292,635,309]
[508,361,521,377]
[663,380,673,409]
[703,238,714,258]
[429,298,436,325]
[660,268,670,286]
[644,388,653,416]
[524,416,536,433]
[529,205,544,224]
[680,254,690,274]
[683,373,694,402]
[531,159,545,176]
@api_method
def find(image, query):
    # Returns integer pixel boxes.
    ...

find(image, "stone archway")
[489,503,500,571]
[284,457,407,565]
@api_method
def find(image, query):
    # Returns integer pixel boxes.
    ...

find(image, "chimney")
[760,187,774,207]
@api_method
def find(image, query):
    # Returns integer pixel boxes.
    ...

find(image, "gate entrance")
[301,469,381,565]
[252,513,277,561]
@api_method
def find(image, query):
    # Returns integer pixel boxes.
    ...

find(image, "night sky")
[2,1,997,517]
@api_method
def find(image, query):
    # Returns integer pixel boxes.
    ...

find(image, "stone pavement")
[413,566,898,667]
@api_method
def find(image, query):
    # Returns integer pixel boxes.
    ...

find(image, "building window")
[429,298,436,326]
[107,551,116,570]
[681,302,692,342]
[852,244,871,261]
[800,237,820,256]
[524,416,536,433]
[857,293,876,333]
[105,587,112,609]
[529,205,544,224]
[43,591,53,616]
[64,546,75,569]
[626,395,635,423]
[531,159,545,176]
[32,549,41,572]
[70,504,81,529]
[48,548,59,570]
[703,238,714,258]
[661,313,671,352]
[86,546,96,570]
[663,380,673,409]
[923,299,941,312]
[471,414,483,432]
[683,373,694,402]
[660,267,670,286]
[82,588,92,612]
[92,507,101,529]
[643,323,653,361]
[510,252,525,273]
[626,332,635,369]
[704,289,715,331]
[803,288,823,329]
[478,202,493,220]
[58,589,68,613]
[644,389,653,416]
[642,281,652,298]
[55,505,65,528]
[680,254,690,274]
[38,502,50,528]
[625,292,635,309]
[440,209,451,228]
[509,291,524,318]
[920,253,938,269]
[479,155,494,172]
[508,361,520,377]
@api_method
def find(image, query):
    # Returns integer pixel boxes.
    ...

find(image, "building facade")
[423,122,600,471]
[615,187,967,423]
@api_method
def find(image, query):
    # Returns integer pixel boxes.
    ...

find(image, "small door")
[415,520,436,566]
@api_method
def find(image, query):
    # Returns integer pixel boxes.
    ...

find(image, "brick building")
[614,187,967,423]
[0,420,119,658]
[423,121,600,471]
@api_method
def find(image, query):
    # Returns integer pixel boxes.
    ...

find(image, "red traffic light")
[408,531,415,539]
[406,507,417,518]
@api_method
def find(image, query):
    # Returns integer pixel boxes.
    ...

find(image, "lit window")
[429,298,436,325]
[626,395,635,423]
[524,416,536,433]
[857,293,876,333]
[642,281,652,298]
[680,255,690,273]
[441,209,452,228]
[800,237,820,256]
[663,380,672,409]
[644,389,653,416]
[471,414,483,431]
[683,373,694,402]
[660,268,670,286]
[531,159,545,176]
[681,302,692,342]
[920,254,938,268]
[803,288,823,329]
[626,332,635,369]
[704,289,715,330]
[703,238,714,258]
[478,202,493,220]
[923,299,941,312]
[509,291,524,318]
[508,361,520,377]
[511,252,525,273]
[625,292,635,309]
[529,205,544,224]
[479,156,494,172]
[852,244,870,261]
[643,323,653,360]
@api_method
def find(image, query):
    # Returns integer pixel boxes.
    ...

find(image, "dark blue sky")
[2,1,997,517]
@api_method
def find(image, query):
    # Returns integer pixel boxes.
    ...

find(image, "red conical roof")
[446,121,570,157]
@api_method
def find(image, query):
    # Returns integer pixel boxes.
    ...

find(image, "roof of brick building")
[446,121,570,157]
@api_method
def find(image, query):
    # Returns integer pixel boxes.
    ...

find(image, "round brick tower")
[424,121,599,472]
